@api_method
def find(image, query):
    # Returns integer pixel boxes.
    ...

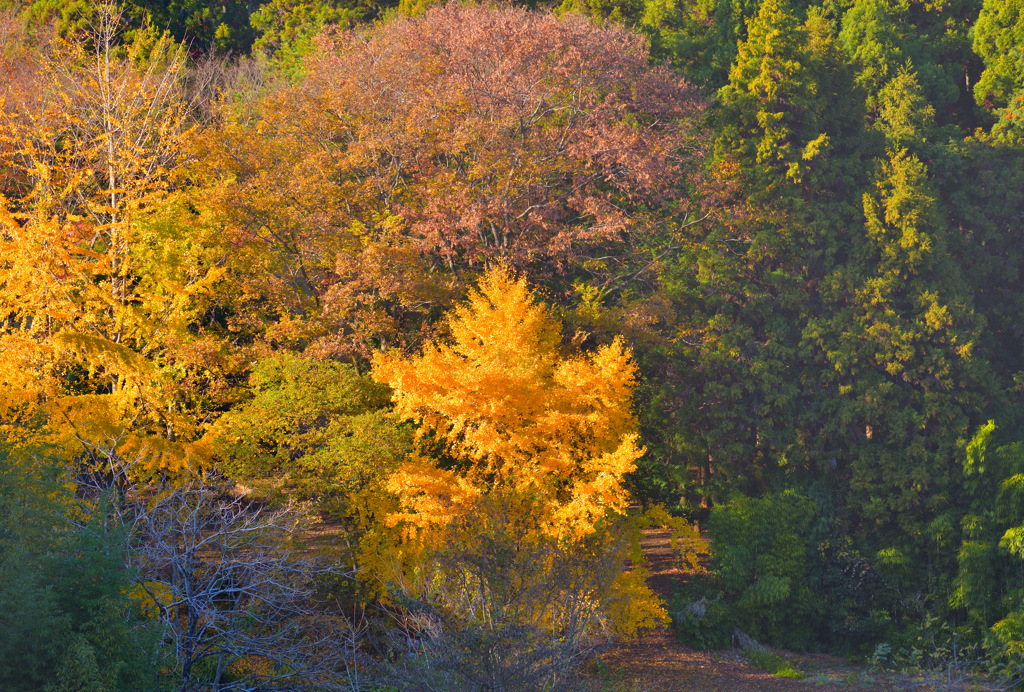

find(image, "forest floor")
[300,517,995,691]
[578,528,994,692]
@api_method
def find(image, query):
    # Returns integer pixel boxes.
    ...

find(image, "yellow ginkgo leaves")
[372,266,645,538]
[0,8,219,475]
[369,266,700,641]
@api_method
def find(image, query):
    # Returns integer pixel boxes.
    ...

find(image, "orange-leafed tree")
[372,266,643,538]
[0,5,223,473]
[370,267,700,652]
[198,3,706,360]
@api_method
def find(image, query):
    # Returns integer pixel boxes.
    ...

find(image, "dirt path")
[580,529,897,691]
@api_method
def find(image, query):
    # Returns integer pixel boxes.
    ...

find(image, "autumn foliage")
[201,3,704,359]
[7,0,1024,683]
[303,5,700,266]
[371,267,678,641]
[0,8,223,473]
[373,267,643,537]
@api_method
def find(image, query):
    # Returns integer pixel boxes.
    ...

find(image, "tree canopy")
[4,0,1024,682]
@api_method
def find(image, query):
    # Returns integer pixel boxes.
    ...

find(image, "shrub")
[705,491,822,649]
[0,443,164,691]
[376,494,666,691]
[670,583,736,650]
[745,648,805,679]
[672,489,893,653]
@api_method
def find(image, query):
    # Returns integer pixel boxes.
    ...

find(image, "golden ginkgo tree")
[372,266,645,539]
[0,5,222,472]
[370,267,697,649]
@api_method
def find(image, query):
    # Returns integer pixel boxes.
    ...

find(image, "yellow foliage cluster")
[373,267,644,538]
[368,267,698,639]
[0,11,220,474]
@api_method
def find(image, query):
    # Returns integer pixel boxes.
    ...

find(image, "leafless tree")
[77,443,370,691]
[376,497,629,692]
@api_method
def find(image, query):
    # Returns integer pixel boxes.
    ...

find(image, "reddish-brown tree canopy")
[303,3,703,266]
[203,4,705,357]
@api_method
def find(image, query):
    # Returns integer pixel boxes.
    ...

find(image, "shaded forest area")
[1,0,1024,688]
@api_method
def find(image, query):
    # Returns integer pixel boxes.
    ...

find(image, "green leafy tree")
[929,139,1024,416]
[945,422,1024,671]
[134,0,257,52]
[674,0,807,89]
[839,0,908,105]
[636,1,867,508]
[972,0,1024,141]
[213,353,410,523]
[989,90,1024,144]
[14,0,257,52]
[559,0,645,25]
[839,0,979,121]
[972,0,1024,110]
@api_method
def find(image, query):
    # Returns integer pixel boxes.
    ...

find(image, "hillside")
[2,0,1024,688]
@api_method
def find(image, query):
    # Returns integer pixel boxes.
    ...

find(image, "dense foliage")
[2,0,1024,685]
[0,444,163,690]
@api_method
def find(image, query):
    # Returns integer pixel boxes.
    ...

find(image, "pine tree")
[875,64,937,149]
[803,147,990,545]
[718,0,827,193]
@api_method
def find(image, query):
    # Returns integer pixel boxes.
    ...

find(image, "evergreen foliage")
[5,0,1024,679]
[973,0,1024,109]
[0,444,163,691]
[708,491,820,648]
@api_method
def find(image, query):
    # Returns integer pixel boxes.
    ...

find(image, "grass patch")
[745,648,805,679]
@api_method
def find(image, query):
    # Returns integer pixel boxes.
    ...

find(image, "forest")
[0,0,1023,688]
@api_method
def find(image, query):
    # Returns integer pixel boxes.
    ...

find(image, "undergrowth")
[744,649,805,679]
